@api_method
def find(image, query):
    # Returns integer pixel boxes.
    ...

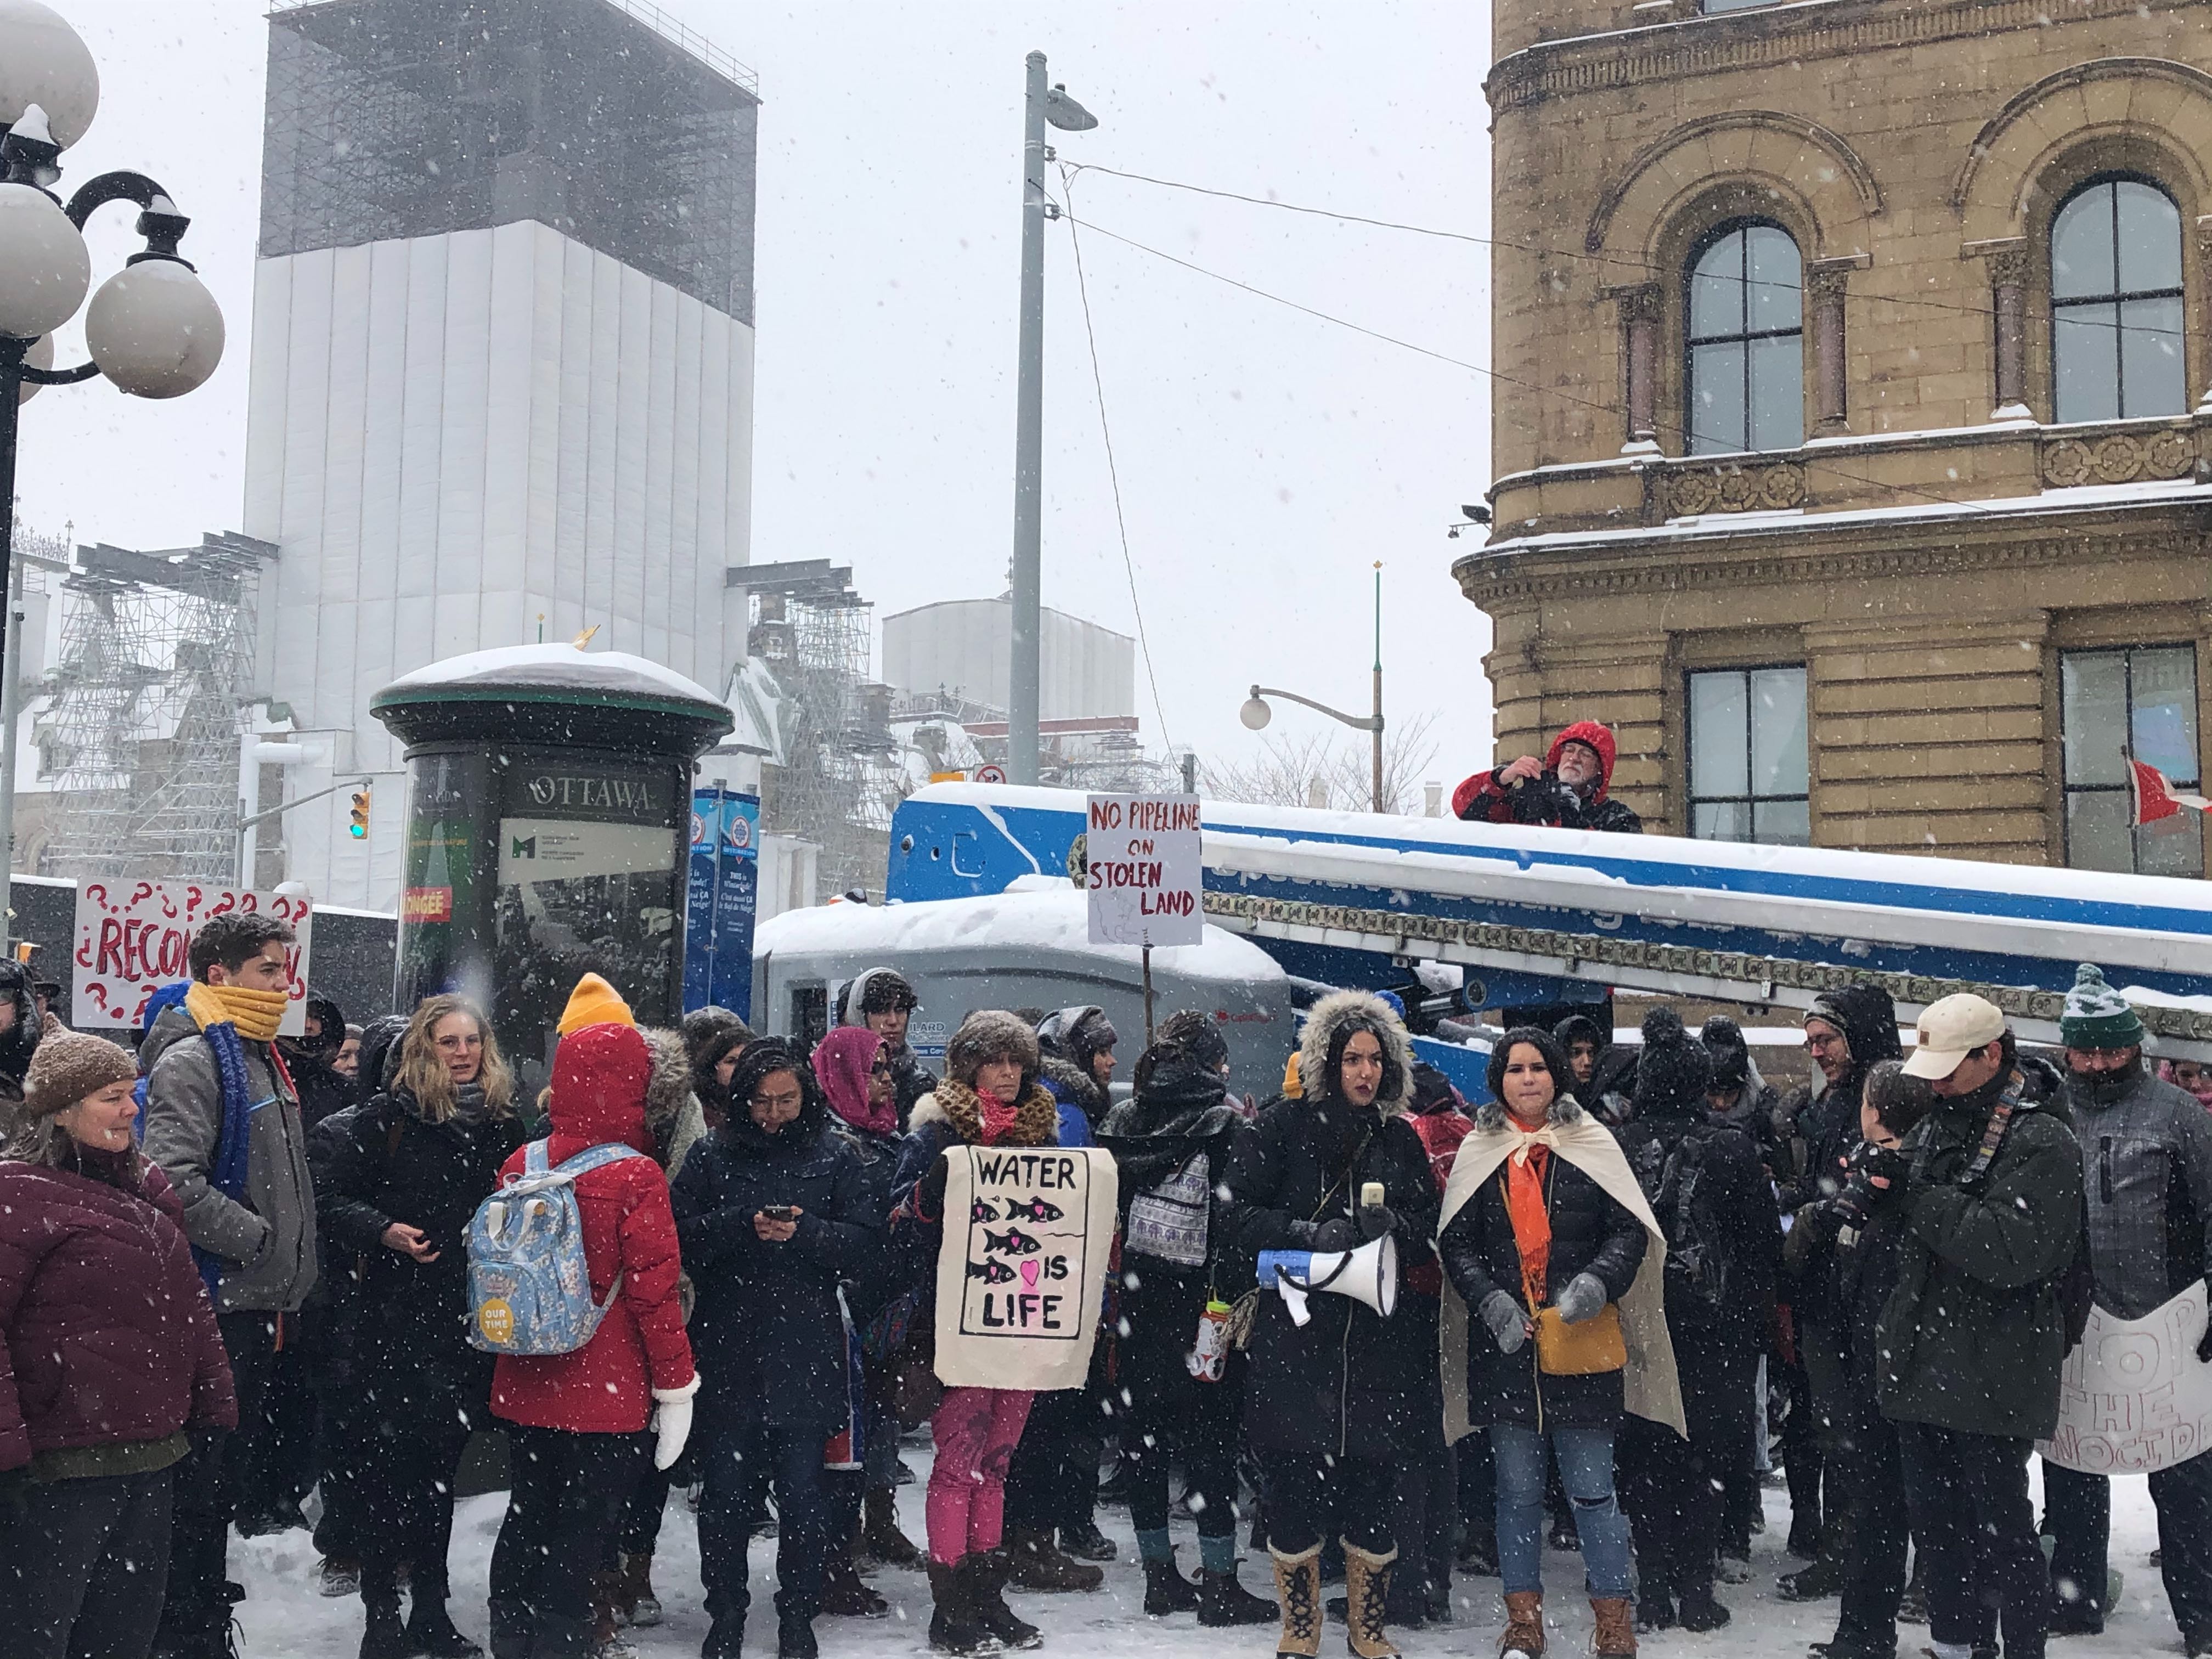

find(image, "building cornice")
[1485,0,2203,113]
[1454,506,2211,607]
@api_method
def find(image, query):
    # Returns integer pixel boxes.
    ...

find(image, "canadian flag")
[2130,759,2211,826]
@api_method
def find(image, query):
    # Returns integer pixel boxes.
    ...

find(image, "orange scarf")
[1503,1143,1552,1306]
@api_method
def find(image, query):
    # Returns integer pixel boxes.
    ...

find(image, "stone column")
[1807,259,1853,435]
[1986,243,2031,419]
[1612,282,1663,454]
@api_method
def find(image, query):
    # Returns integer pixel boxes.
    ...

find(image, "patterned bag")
[1125,1150,1211,1268]
[466,1139,646,1355]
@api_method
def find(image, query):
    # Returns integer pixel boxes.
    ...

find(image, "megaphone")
[1255,1235,1397,1327]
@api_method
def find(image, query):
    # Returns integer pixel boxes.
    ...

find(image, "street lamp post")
[1008,49,1096,787]
[1240,565,1388,812]
[0,3,227,899]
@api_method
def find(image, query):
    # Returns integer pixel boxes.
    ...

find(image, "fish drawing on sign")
[982,1227,1041,1256]
[971,1199,1000,1224]
[967,1259,1017,1284]
[1007,1196,1063,1223]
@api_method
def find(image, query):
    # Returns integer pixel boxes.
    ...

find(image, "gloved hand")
[1311,1218,1361,1254]
[1856,1143,1909,1188]
[917,1149,952,1221]
[652,1375,701,1471]
[1553,1271,1608,1325]
[1480,1290,1529,1355]
[1356,1201,1399,1244]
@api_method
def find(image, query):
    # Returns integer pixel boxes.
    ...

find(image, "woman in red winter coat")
[486,999,698,1659]
[0,1031,237,1659]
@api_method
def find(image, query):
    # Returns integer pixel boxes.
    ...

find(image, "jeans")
[1259,1452,1395,1557]
[159,1311,276,1635]
[488,1427,651,1646]
[1897,1421,2045,1659]
[1492,1424,1634,1598]
[4,1468,174,1659]
[2045,1448,2212,1642]
[699,1417,837,1627]
[927,1387,1034,1565]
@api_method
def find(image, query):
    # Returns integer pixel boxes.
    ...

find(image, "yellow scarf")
[185,981,290,1045]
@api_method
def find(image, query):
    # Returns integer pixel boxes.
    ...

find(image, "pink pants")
[927,1386,1036,1565]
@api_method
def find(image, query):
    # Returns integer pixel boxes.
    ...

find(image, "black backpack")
[1635,1127,1731,1325]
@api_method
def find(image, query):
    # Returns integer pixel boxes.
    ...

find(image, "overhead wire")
[1061,160,2188,342]
[1057,165,1175,753]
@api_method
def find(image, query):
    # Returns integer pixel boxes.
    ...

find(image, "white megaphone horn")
[1255,1235,1397,1327]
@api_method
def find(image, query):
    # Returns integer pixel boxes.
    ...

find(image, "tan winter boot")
[1499,1590,1544,1658]
[1589,1595,1635,1658]
[1342,1541,1401,1659]
[1269,1543,1324,1659]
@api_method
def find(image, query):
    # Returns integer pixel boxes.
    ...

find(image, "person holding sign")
[1221,991,1440,1659]
[889,1011,1070,1656]
[1437,1028,1671,1659]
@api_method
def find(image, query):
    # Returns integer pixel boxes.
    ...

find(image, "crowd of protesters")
[3,858,2212,1659]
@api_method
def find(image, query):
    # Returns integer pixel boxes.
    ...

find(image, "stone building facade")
[1458,0,2212,876]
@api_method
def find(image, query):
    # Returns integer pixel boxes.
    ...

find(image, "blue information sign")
[682,787,760,1020]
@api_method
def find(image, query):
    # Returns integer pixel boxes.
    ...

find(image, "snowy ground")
[234,1449,2184,1658]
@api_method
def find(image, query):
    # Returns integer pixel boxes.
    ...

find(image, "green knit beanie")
[2059,964,2146,1051]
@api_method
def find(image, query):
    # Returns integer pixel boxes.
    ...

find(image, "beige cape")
[1437,1113,1687,1441]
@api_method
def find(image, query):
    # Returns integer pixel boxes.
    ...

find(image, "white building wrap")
[242,220,756,909]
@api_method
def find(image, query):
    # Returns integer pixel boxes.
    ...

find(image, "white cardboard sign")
[71,881,313,1035]
[2038,1281,2212,1476]
[1085,793,1202,949]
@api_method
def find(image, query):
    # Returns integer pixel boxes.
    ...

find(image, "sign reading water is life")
[957,1148,1096,1339]
[1086,793,1203,949]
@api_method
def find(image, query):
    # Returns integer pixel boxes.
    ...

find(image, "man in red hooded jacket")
[1452,720,1643,835]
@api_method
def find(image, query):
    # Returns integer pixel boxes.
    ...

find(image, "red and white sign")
[973,763,1008,786]
[2131,759,2211,826]
[71,882,314,1034]
[1086,794,1203,949]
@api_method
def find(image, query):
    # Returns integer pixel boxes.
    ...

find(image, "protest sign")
[72,882,313,1035]
[2039,1281,2212,1475]
[934,1143,1118,1391]
[1085,793,1202,949]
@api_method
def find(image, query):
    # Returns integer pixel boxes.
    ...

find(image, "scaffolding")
[40,535,276,884]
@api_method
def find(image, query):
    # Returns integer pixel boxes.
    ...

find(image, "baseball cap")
[1901,992,2007,1080]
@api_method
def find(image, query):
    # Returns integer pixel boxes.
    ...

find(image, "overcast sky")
[25,0,1494,786]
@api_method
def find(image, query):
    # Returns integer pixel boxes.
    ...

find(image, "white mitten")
[651,1375,701,1470]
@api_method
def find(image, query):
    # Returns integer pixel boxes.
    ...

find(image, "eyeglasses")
[869,1060,893,1076]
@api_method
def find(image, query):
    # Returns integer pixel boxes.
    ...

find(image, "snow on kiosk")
[371,643,733,1094]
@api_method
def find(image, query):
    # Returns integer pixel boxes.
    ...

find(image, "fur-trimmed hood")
[1295,989,1413,1116]
[1474,1092,1588,1133]
[1040,1053,1109,1121]
[910,1079,1062,1148]
[641,1026,708,1176]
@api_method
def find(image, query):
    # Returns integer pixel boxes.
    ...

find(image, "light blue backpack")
[466,1139,648,1356]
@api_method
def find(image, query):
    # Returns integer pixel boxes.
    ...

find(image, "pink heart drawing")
[1020,1260,1041,1289]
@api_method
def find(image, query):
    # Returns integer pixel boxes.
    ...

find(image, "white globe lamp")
[1239,695,1273,732]
[85,255,224,398]
[0,1,97,150]
[14,330,50,403]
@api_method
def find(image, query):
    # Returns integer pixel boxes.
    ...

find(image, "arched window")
[2052,177,2186,422]
[1686,223,1803,455]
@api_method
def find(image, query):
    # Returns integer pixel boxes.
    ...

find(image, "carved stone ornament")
[2041,428,2196,488]
[1656,460,1807,518]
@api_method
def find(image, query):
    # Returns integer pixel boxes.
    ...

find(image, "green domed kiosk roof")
[371,644,735,756]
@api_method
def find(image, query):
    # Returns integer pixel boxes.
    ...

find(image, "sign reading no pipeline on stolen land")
[933,1144,1118,1392]
[72,882,313,1035]
[2039,1281,2212,1476]
[1085,793,1203,949]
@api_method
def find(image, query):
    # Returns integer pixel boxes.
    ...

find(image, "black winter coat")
[1613,1109,1780,1363]
[670,1106,882,1427]
[309,1088,528,1395]
[1438,1149,1646,1431]
[1221,1097,1440,1460]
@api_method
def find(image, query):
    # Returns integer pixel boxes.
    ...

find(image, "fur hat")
[22,1030,137,1118]
[1633,1006,1712,1116]
[1295,989,1412,1115]
[946,1009,1041,1091]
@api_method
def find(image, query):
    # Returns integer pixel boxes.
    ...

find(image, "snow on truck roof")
[754,886,1286,985]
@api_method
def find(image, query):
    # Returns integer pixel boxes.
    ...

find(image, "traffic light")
[348,785,371,839]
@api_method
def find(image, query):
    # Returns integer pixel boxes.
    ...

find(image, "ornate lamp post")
[0,1,226,871]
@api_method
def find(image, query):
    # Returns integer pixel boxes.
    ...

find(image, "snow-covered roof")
[375,644,724,712]
[755,888,1288,986]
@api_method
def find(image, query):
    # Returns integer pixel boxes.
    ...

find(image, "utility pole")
[1372,562,1385,815]
[1008,51,1095,786]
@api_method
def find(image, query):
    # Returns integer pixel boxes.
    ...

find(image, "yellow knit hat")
[1282,1051,1302,1099]
[556,972,636,1035]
